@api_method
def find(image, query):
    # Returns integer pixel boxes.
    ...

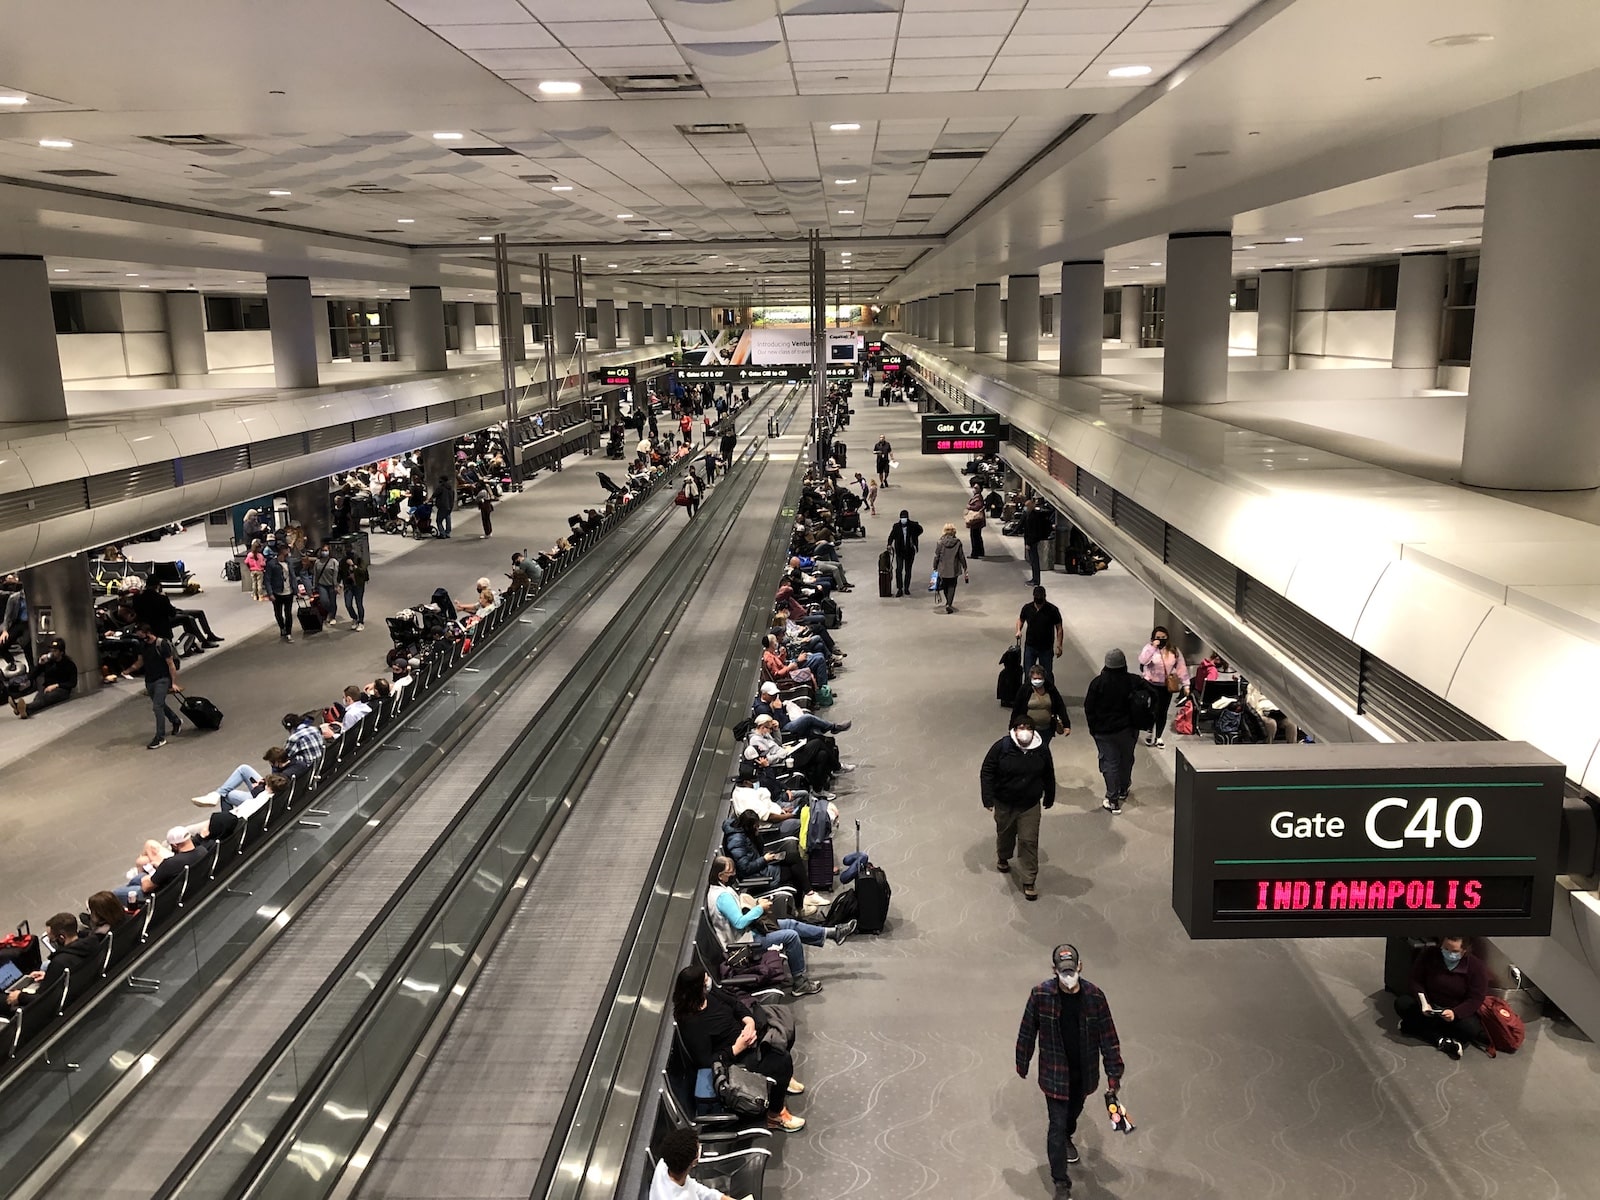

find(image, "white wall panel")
[1291,310,1325,357]
[1353,560,1494,697]
[119,291,167,332]
[56,334,128,382]
[1227,311,1257,351]
[205,330,274,371]
[1283,541,1395,638]
[1322,310,1395,361]
[122,332,172,377]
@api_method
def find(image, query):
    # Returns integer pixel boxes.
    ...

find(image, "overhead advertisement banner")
[1171,742,1565,939]
[740,328,860,365]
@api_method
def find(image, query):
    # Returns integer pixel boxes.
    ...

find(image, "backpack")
[1172,696,1195,736]
[1478,996,1525,1057]
[731,717,755,742]
[798,793,833,854]
[1128,684,1156,732]
[824,888,858,926]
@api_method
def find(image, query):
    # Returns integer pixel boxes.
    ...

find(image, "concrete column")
[409,285,448,372]
[953,289,975,348]
[1005,274,1040,362]
[974,283,1001,354]
[1392,252,1447,372]
[1462,141,1600,490]
[1161,231,1233,405]
[0,255,67,422]
[18,553,98,690]
[596,299,617,350]
[420,441,454,495]
[651,303,669,343]
[921,298,934,339]
[936,293,955,344]
[1120,285,1145,347]
[554,294,580,353]
[455,301,478,353]
[283,478,331,551]
[164,290,209,379]
[498,291,525,360]
[265,275,320,389]
[1057,260,1105,377]
[389,298,413,362]
[625,301,646,347]
[671,304,687,340]
[1255,269,1294,369]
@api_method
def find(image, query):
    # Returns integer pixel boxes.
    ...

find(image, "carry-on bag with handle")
[178,693,224,731]
[851,820,892,934]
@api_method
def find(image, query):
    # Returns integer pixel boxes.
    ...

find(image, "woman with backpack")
[1137,626,1189,749]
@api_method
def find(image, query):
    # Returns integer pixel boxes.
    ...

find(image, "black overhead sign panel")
[920,412,999,455]
[1172,742,1565,939]
[676,364,853,382]
[603,365,635,387]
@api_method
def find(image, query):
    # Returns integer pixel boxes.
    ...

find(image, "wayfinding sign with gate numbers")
[1172,742,1564,939]
[920,412,1000,455]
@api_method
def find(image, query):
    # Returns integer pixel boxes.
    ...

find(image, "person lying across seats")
[788,553,850,593]
[751,681,851,741]
[705,855,854,999]
[112,825,210,907]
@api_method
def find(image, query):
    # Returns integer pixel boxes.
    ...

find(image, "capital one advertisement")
[731,328,860,366]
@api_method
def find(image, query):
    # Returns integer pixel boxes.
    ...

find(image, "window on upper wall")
[1142,286,1166,347]
[203,296,271,331]
[1441,254,1478,366]
[1102,288,1119,340]
[1039,295,1053,337]
[51,289,87,333]
[1364,263,1399,309]
[1230,277,1259,312]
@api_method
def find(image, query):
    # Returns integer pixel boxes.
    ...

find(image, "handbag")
[712,1060,770,1117]
[1166,673,1182,693]
[964,509,986,529]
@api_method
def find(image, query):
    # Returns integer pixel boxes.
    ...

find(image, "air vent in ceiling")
[517,173,557,184]
[450,145,519,157]
[730,179,772,187]
[140,133,234,148]
[349,183,402,194]
[677,122,747,136]
[40,168,115,178]
[458,216,499,224]
[1332,241,1372,247]
[752,209,790,217]
[257,206,288,212]
[908,191,951,199]
[602,72,702,95]
[926,149,985,161]
[1439,204,1485,211]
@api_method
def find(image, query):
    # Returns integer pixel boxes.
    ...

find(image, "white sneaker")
[191,794,219,808]
[1154,738,1166,749]
[837,763,857,773]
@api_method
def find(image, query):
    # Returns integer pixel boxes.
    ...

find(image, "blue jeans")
[756,918,826,977]
[317,583,337,617]
[785,714,836,739]
[1022,645,1054,681]
[344,585,366,625]
[147,678,179,741]
[1026,541,1042,586]
[216,764,262,810]
[1046,1093,1088,1187]
[436,508,452,537]
[798,652,828,687]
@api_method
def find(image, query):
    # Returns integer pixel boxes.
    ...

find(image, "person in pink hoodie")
[1137,626,1190,749]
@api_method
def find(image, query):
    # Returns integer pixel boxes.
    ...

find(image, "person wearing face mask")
[672,965,806,1132]
[705,856,855,998]
[885,509,923,598]
[1011,667,1070,751]
[1393,936,1488,1060]
[1137,626,1189,749]
[979,715,1057,901]
[1083,648,1139,814]
[314,546,341,624]
[1016,944,1124,1199]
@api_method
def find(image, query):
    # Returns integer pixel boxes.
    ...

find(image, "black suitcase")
[852,821,891,934]
[179,693,224,731]
[997,644,1022,705]
[0,921,42,974]
[297,605,324,634]
[878,550,893,598]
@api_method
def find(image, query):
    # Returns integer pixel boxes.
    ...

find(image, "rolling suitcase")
[851,820,892,934]
[807,838,835,891]
[297,599,325,634]
[178,693,224,731]
[878,550,893,598]
[0,921,42,974]
[997,644,1022,705]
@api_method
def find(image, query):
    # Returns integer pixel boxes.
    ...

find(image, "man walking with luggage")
[980,714,1056,901]
[885,509,922,598]
[1016,944,1124,1199]
[1015,586,1064,681]
[126,623,182,750]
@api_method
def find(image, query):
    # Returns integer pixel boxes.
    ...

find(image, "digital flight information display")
[1171,742,1564,939]
[920,413,999,455]
[603,366,635,387]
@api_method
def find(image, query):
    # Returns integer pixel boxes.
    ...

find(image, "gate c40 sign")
[1171,741,1565,939]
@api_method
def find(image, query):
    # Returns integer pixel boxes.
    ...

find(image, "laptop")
[0,960,29,991]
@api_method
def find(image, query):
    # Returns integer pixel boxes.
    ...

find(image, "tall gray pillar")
[266,275,319,389]
[974,284,1001,354]
[625,301,646,347]
[596,299,617,350]
[420,441,454,492]
[19,553,98,690]
[1392,252,1447,372]
[1005,275,1040,362]
[1161,231,1233,405]
[671,304,687,339]
[455,301,478,353]
[1255,269,1294,369]
[164,290,209,379]
[1120,285,1145,347]
[921,298,934,339]
[1462,141,1600,490]
[937,293,955,344]
[283,479,331,551]
[409,285,448,372]
[498,291,525,361]
[554,294,580,353]
[651,303,669,343]
[313,299,332,365]
[0,255,68,422]
[953,289,975,348]
[389,298,413,362]
[1057,260,1105,377]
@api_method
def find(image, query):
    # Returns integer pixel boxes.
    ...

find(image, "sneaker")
[767,1109,806,1132]
[190,794,220,808]
[1144,734,1156,746]
[1102,798,1118,813]
[7,697,19,716]
[1053,1184,1073,1200]
[1065,1138,1080,1164]
[831,720,852,733]
[282,633,293,643]
[1024,885,1039,901]
[14,697,27,719]
[792,976,824,996]
[997,859,1010,873]
[169,715,182,734]
[1438,1037,1464,1060]
[1154,738,1166,749]
[837,763,857,773]
[147,737,167,750]
[830,919,857,945]
[787,1078,806,1095]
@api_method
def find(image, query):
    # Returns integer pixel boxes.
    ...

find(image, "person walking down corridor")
[1137,625,1189,749]
[932,523,968,613]
[886,510,923,598]
[1085,648,1139,813]
[980,714,1056,902]
[874,436,893,488]
[1016,944,1125,1199]
[476,485,495,539]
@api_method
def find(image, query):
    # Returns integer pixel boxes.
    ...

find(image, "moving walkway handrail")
[183,426,779,1200]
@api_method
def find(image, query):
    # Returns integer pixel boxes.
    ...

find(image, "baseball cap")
[1052,944,1080,972]
[760,681,780,697]
[166,825,192,848]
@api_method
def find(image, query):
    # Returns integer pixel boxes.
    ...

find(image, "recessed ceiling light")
[1107,65,1153,78]
[633,268,641,273]
[616,213,633,220]
[834,178,856,185]
[829,122,861,132]
[1429,32,1494,46]
[838,209,855,215]
[539,80,582,94]
[432,131,464,140]
[1307,258,1319,263]
[397,218,415,223]
[1413,212,1436,219]
[267,189,292,197]
[1448,239,1466,245]
[235,280,248,283]
[125,273,139,277]
[607,263,618,268]
[657,230,671,237]
[53,267,68,273]
[1283,236,1303,243]
[478,235,493,241]
[38,138,72,149]
[0,95,28,106]
[1149,261,1161,266]
[551,185,573,192]
[139,284,149,288]
[1275,262,1286,267]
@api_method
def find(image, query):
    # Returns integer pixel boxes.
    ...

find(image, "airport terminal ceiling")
[0,0,1597,305]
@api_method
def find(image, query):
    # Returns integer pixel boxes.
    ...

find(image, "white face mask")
[1057,970,1079,989]
[1011,728,1039,750]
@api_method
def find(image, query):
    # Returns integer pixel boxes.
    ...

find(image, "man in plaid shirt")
[280,712,324,779]
[1016,944,1124,1198]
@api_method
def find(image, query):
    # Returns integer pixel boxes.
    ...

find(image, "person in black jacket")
[672,965,804,1131]
[10,637,77,719]
[885,510,923,598]
[1084,648,1139,814]
[5,912,100,1010]
[980,715,1057,901]
[1011,667,1071,751]
[1021,498,1055,588]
